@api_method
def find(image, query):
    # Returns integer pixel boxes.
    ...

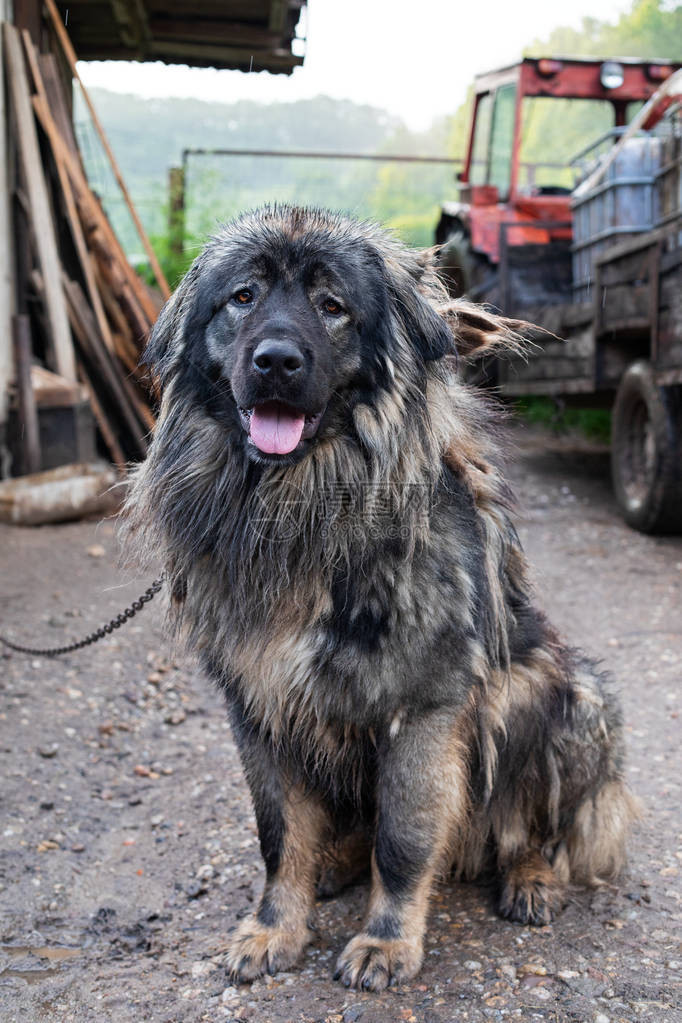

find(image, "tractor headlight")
[600,61,625,89]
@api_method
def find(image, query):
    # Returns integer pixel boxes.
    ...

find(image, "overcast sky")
[79,0,634,131]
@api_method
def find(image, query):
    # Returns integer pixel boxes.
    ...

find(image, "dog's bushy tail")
[565,778,641,885]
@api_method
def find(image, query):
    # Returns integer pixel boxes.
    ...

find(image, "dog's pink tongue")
[250,402,305,455]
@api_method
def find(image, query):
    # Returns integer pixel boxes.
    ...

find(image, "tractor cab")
[436,56,681,298]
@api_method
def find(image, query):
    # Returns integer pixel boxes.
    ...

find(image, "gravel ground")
[0,422,680,1023]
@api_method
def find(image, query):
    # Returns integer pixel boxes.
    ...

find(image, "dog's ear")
[436,300,533,360]
[142,260,204,384]
[382,256,455,363]
[404,292,456,362]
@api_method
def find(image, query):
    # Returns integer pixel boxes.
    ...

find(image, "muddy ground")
[0,423,680,1023]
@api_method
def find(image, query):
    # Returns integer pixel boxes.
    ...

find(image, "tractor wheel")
[611,361,682,533]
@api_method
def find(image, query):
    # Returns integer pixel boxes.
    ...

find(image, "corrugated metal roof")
[55,1,306,74]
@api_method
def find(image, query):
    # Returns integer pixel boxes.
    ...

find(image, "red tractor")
[436,56,681,302]
[436,57,682,534]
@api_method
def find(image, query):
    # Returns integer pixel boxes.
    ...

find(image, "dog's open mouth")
[239,401,324,455]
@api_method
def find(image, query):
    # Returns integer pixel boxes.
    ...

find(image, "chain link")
[0,576,165,658]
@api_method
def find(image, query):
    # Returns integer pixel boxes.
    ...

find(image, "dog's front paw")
[334,933,422,991]
[225,916,310,982]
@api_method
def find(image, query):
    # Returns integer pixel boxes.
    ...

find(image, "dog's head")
[145,207,459,465]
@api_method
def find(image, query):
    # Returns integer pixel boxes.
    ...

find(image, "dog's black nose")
[252,340,304,378]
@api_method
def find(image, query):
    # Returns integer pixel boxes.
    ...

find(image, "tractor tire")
[611,361,682,534]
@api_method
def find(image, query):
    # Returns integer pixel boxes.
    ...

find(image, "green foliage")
[514,397,612,443]
[75,90,457,260]
[519,1,682,189]
[76,0,681,277]
[525,0,682,60]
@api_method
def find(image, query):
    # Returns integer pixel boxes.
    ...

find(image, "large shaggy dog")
[126,206,637,991]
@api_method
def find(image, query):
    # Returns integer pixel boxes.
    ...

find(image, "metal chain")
[0,576,165,658]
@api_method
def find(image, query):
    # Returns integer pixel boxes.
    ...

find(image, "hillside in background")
[77,0,681,281]
[75,90,457,275]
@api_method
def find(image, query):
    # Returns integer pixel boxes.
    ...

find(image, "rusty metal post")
[168,165,185,261]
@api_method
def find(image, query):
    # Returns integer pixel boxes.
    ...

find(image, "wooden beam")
[147,17,283,47]
[3,23,77,381]
[13,0,41,45]
[12,314,41,474]
[45,0,171,300]
[168,166,185,261]
[0,10,14,427]
[29,79,115,354]
[110,0,151,54]
[76,360,127,470]
[63,275,148,457]
[38,52,80,157]
[30,90,157,331]
[149,40,304,70]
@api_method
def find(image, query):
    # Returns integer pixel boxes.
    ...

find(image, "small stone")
[86,544,106,558]
[37,839,60,852]
[147,672,163,685]
[196,863,215,880]
[150,814,164,828]
[165,709,186,726]
[71,843,86,853]
[134,764,151,777]
[38,745,59,758]
[519,963,547,975]
[594,1015,610,1023]
[464,959,482,971]
[98,722,114,735]
[186,880,207,900]
[221,986,239,1005]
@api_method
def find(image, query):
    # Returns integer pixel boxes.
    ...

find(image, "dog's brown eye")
[323,299,343,316]
[234,288,253,305]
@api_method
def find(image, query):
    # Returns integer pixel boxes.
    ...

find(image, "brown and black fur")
[125,206,637,991]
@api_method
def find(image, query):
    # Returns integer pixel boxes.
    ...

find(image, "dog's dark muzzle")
[252,339,304,384]
[235,337,328,458]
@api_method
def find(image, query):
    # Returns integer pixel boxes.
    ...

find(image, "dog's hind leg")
[334,709,470,991]
[496,847,567,925]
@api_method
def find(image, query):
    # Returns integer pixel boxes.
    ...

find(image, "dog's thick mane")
[124,207,530,678]
[127,368,523,671]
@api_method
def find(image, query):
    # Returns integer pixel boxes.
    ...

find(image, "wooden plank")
[38,52,79,157]
[11,314,41,473]
[31,93,158,329]
[76,360,127,470]
[29,86,115,353]
[601,283,650,324]
[168,165,185,259]
[0,12,14,426]
[45,0,171,300]
[62,275,148,457]
[31,364,85,407]
[3,23,77,381]
[655,367,682,387]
